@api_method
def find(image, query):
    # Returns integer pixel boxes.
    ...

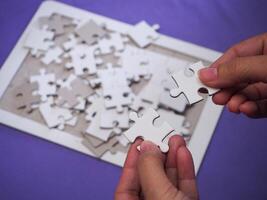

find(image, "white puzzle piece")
[41,46,63,65]
[30,69,56,101]
[24,27,54,56]
[170,61,219,105]
[128,21,160,48]
[123,108,174,152]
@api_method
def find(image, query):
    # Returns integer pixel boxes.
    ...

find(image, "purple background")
[0,0,267,199]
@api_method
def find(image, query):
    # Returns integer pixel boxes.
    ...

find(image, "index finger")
[211,33,267,68]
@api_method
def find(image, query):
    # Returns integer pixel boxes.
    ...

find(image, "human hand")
[115,136,198,200]
[199,33,267,118]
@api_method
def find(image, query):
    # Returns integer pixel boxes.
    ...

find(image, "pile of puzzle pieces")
[12,13,218,157]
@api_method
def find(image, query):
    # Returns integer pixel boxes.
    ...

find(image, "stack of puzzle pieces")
[12,13,215,158]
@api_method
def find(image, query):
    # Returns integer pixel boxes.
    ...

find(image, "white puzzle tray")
[0,1,223,173]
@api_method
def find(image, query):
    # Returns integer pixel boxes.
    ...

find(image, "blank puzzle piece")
[75,20,106,45]
[30,69,56,101]
[41,46,63,65]
[170,61,219,105]
[97,32,128,55]
[39,14,71,35]
[39,97,76,129]
[24,27,54,56]
[65,44,102,76]
[123,108,174,152]
[128,21,160,48]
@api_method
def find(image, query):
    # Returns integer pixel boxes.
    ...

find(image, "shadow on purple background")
[0,0,267,199]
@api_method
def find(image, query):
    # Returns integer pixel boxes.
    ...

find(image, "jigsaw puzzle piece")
[97,32,128,55]
[24,27,54,56]
[39,14,70,35]
[128,21,160,48]
[75,20,106,45]
[41,46,63,65]
[123,108,174,152]
[170,61,219,105]
[30,69,56,101]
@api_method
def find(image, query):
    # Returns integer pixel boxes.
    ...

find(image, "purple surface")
[0,0,267,199]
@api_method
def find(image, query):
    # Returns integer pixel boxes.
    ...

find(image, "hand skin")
[115,135,198,200]
[198,33,267,118]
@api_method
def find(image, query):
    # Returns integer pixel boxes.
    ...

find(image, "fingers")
[138,141,178,200]
[165,135,186,187]
[210,33,267,68]
[199,55,267,88]
[115,139,142,200]
[177,146,198,200]
[239,100,267,118]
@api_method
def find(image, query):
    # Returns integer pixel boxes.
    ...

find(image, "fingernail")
[139,141,160,154]
[198,67,218,82]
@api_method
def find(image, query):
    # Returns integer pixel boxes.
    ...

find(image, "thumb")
[198,55,267,88]
[138,141,177,200]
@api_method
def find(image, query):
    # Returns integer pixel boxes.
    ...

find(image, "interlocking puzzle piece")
[75,20,106,45]
[82,135,125,158]
[159,90,188,113]
[39,14,70,35]
[57,75,94,108]
[128,21,160,48]
[170,61,219,105]
[103,87,133,113]
[85,112,115,141]
[12,82,40,113]
[41,46,63,65]
[39,97,75,129]
[118,45,151,82]
[62,34,81,51]
[123,108,174,152]
[85,95,104,122]
[96,32,128,55]
[65,44,102,76]
[30,69,56,101]
[24,27,54,56]
[100,108,129,129]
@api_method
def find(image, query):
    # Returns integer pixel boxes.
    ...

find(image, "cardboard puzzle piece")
[103,87,133,113]
[123,108,174,152]
[97,32,128,55]
[100,108,129,129]
[39,97,75,129]
[118,45,151,82]
[75,20,106,45]
[65,44,102,76]
[30,69,56,101]
[170,61,219,105]
[39,14,70,35]
[57,75,94,108]
[12,82,40,113]
[82,135,127,157]
[24,27,54,56]
[128,21,160,48]
[159,90,188,113]
[86,112,115,141]
[63,34,81,51]
[41,46,63,65]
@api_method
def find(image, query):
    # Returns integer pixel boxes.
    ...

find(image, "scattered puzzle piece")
[75,20,106,45]
[24,27,54,56]
[30,69,56,101]
[128,21,160,48]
